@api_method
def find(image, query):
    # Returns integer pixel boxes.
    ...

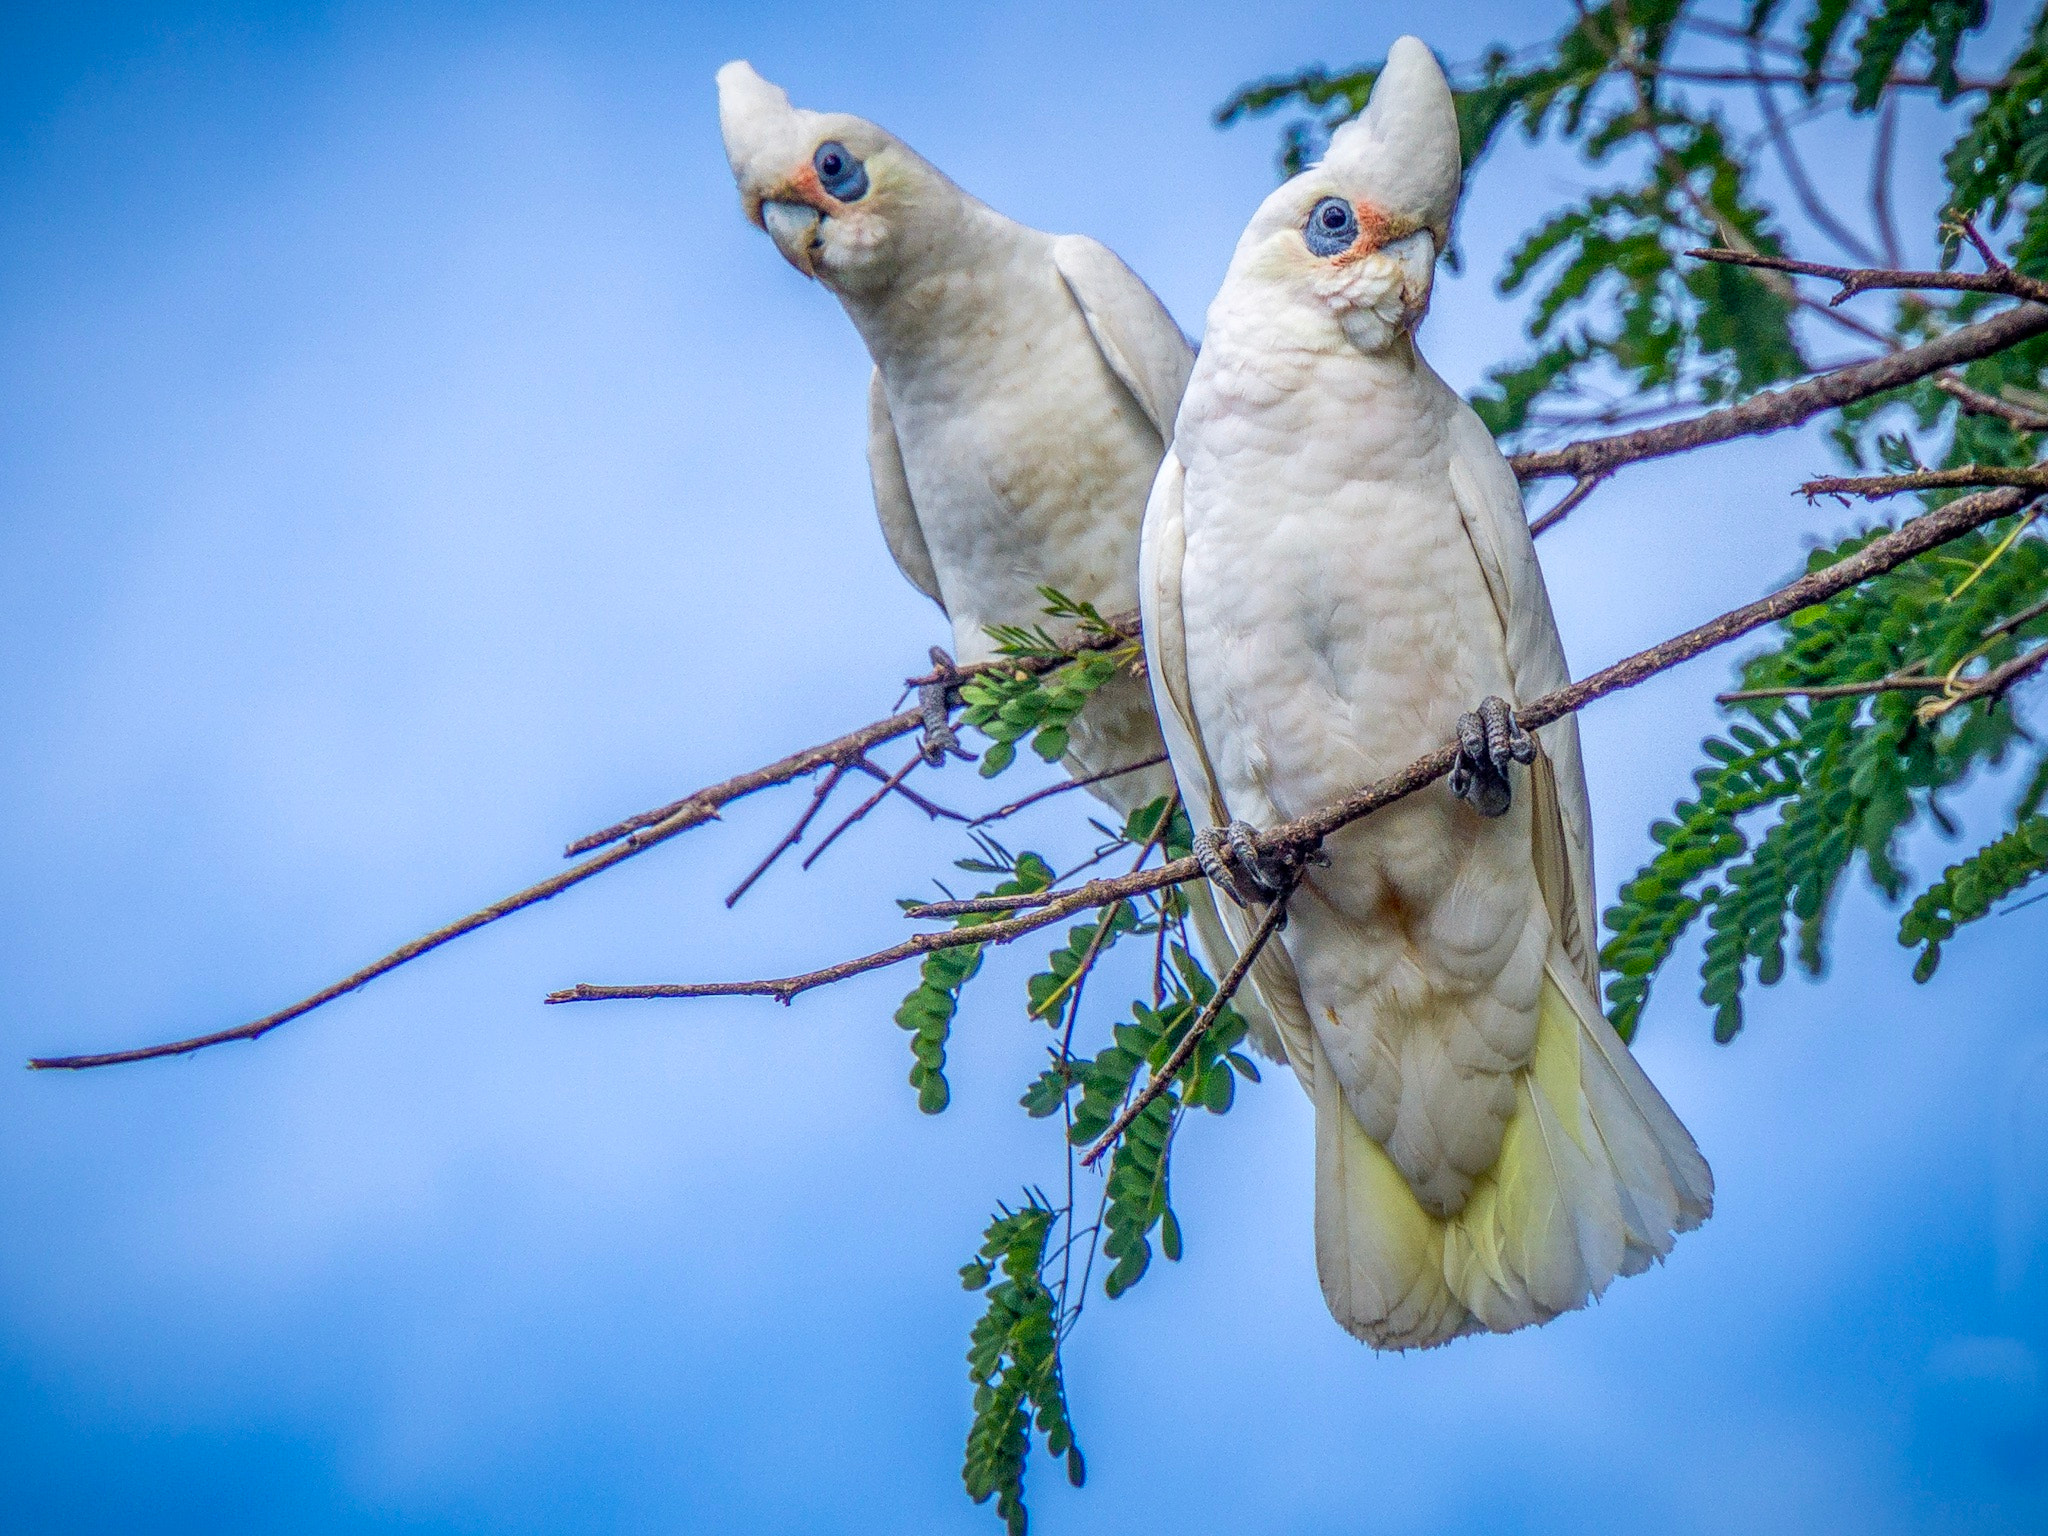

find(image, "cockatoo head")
[717,61,955,299]
[1225,36,1461,354]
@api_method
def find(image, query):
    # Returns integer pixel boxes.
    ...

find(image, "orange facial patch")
[1328,200,1401,266]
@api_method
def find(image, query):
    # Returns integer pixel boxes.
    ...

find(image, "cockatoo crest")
[1323,36,1462,251]
[1218,36,1461,354]
[716,60,969,296]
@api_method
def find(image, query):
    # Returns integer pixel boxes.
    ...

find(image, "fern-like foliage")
[1603,511,2044,1040]
[959,1197,1084,1534]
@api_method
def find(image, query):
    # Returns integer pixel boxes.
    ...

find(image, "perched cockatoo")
[1139,37,1712,1348]
[716,61,1279,1049]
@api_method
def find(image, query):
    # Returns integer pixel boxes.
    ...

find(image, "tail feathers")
[1310,960,1711,1350]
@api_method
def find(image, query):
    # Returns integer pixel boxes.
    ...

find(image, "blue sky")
[3,2,2045,1532]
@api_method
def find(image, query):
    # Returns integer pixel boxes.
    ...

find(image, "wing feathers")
[1053,235,1196,443]
[865,370,945,608]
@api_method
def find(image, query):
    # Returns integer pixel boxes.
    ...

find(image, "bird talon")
[1197,821,1295,906]
[1193,826,1255,907]
[917,648,975,766]
[1452,696,1529,818]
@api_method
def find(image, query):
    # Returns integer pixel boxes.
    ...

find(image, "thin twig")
[564,629,1132,857]
[27,632,1127,1068]
[1800,464,2048,501]
[1527,473,1607,536]
[1936,374,2048,433]
[540,486,2032,1010]
[1749,54,1880,267]
[725,762,849,908]
[1638,63,1998,94]
[1686,247,2048,308]
[1916,644,2048,723]
[848,757,968,824]
[802,750,925,871]
[1721,591,2048,703]
[1981,592,2048,644]
[1719,676,1943,702]
[1953,213,2009,277]
[27,795,727,1070]
[1872,96,1903,270]
[1078,890,1291,1170]
[967,755,1168,827]
[1509,303,2048,484]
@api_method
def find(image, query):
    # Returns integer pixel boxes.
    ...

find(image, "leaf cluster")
[896,847,1054,1114]
[959,1197,1084,1535]
[958,650,1136,780]
[1604,509,2045,1039]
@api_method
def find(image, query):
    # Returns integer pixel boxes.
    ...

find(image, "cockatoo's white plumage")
[717,62,1281,1052]
[1140,37,1712,1347]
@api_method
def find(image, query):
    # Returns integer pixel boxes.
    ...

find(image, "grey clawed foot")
[917,647,975,766]
[1450,696,1536,819]
[1195,820,1297,908]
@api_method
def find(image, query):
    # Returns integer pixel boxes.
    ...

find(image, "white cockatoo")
[716,62,1279,1048]
[1139,38,1713,1348]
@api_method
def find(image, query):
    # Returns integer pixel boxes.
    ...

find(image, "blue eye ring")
[813,140,869,202]
[1304,196,1359,257]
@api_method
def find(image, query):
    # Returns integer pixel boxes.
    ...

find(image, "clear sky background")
[3,2,2046,1532]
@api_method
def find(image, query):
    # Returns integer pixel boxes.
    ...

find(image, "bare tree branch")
[801,749,928,871]
[1510,303,2048,487]
[25,624,1146,1068]
[563,633,1129,857]
[1872,96,1904,270]
[1801,464,2048,500]
[968,755,1168,827]
[1937,374,2048,432]
[1749,56,1880,266]
[1527,474,1608,536]
[1687,247,2048,307]
[725,762,849,908]
[540,486,2032,1011]
[1642,63,1998,94]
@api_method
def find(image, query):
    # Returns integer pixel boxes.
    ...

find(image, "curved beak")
[1383,229,1437,326]
[762,200,823,277]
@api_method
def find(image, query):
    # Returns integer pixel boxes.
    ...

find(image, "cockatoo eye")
[813,141,869,202]
[1303,197,1359,257]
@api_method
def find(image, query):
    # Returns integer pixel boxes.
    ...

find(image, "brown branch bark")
[968,755,1167,827]
[544,485,2032,1009]
[1936,374,2048,433]
[28,628,1141,1069]
[1527,473,1608,536]
[801,749,926,871]
[1685,247,2048,307]
[562,631,1130,857]
[1508,303,2048,486]
[1800,464,2048,501]
[725,761,849,908]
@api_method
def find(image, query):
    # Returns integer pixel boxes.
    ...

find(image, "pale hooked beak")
[762,200,823,277]
[1384,230,1437,324]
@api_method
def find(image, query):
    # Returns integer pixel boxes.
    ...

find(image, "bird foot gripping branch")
[1192,821,1320,910]
[915,647,975,766]
[1449,695,1538,819]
